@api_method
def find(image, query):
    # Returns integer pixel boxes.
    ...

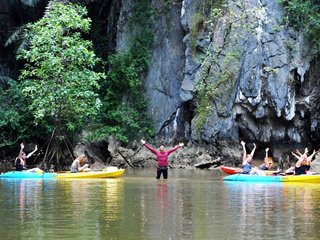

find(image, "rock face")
[2,0,320,167]
[117,0,187,141]
[178,0,319,147]
[112,0,320,164]
[116,0,320,163]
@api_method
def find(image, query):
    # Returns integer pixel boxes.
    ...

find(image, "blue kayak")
[223,174,320,183]
[224,174,282,182]
[0,171,57,179]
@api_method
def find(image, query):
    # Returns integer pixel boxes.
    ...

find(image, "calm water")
[1,169,320,240]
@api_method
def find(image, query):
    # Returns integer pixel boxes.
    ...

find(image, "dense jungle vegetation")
[0,0,154,166]
[1,0,320,167]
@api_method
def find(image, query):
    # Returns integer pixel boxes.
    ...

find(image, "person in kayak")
[291,148,317,175]
[141,139,184,179]
[259,147,273,170]
[14,142,42,173]
[70,154,91,173]
[241,141,257,174]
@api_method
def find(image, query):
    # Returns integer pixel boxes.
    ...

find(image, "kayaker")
[241,141,257,174]
[141,139,184,179]
[291,148,317,175]
[14,142,42,173]
[259,147,273,170]
[70,154,91,173]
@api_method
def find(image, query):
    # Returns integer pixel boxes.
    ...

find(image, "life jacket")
[259,165,269,170]
[242,163,252,174]
[294,164,310,175]
[15,158,25,171]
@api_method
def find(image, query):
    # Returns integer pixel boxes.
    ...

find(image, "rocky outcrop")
[127,0,319,163]
[117,0,186,141]
[80,0,320,168]
[2,0,320,168]
[179,0,318,146]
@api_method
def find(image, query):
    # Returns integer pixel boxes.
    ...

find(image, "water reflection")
[156,180,169,222]
[15,179,45,223]
[0,178,125,239]
[2,170,320,239]
[223,181,320,239]
[54,178,124,237]
[141,177,218,240]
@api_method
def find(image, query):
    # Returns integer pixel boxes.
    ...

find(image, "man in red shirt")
[141,139,184,179]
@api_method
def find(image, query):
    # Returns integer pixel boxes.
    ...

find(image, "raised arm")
[19,143,25,157]
[307,149,317,162]
[141,139,158,154]
[249,143,257,158]
[294,150,308,167]
[167,143,184,155]
[241,141,247,163]
[294,149,302,156]
[291,151,301,160]
[26,145,38,159]
[295,156,305,168]
[264,147,269,164]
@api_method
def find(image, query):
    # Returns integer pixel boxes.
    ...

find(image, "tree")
[17,2,104,169]
[87,0,155,143]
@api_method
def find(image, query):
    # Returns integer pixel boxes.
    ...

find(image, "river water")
[0,168,320,240]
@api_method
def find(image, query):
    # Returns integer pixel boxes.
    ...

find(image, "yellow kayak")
[55,167,125,179]
[281,174,320,183]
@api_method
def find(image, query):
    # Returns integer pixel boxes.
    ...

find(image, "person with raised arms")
[259,147,273,170]
[141,139,184,179]
[291,148,318,175]
[14,142,42,173]
[241,141,257,174]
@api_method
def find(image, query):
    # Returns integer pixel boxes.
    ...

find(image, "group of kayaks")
[0,166,125,179]
[3,164,319,182]
[220,166,320,183]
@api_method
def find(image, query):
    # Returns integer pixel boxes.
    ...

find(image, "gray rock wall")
[171,1,319,148]
[116,0,186,143]
[144,1,185,141]
[115,0,320,162]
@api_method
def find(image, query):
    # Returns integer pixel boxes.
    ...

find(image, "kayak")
[55,167,125,179]
[223,174,320,183]
[0,171,57,179]
[220,166,242,174]
[0,167,125,179]
[220,166,278,176]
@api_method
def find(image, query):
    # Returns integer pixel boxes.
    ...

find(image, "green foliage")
[0,80,50,147]
[17,2,104,134]
[0,82,26,147]
[87,0,154,143]
[194,1,258,133]
[190,0,225,54]
[279,0,320,49]
[194,50,239,133]
[190,13,206,53]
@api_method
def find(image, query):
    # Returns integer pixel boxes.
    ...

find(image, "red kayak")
[220,165,279,175]
[220,166,242,174]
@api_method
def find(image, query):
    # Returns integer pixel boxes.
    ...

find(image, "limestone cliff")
[1,0,320,167]
[124,1,318,151]
[113,0,320,164]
